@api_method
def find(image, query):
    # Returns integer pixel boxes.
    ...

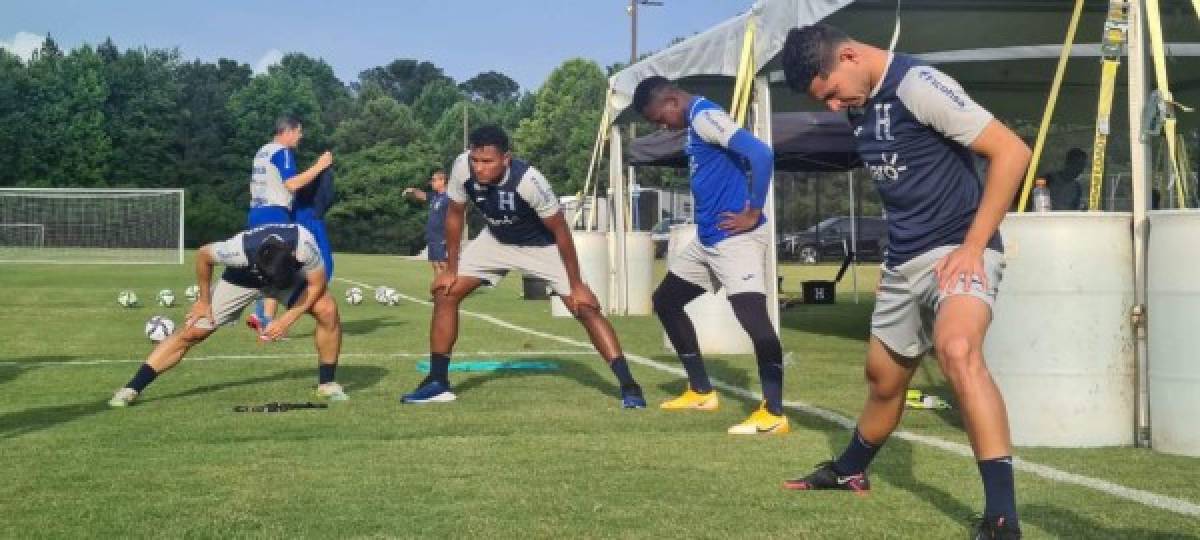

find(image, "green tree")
[101,44,182,187]
[272,53,354,129]
[460,71,519,103]
[356,59,452,105]
[513,58,607,194]
[227,69,328,166]
[0,50,30,186]
[412,79,464,128]
[332,96,421,154]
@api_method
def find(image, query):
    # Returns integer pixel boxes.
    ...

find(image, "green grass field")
[2,254,1198,539]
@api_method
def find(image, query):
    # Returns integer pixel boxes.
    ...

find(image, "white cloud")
[0,31,46,62]
[253,48,283,75]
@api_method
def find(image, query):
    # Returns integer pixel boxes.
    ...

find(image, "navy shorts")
[427,241,447,262]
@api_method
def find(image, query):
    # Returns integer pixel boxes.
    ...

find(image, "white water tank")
[1147,210,1200,456]
[623,232,656,316]
[551,231,610,317]
[661,225,753,355]
[985,213,1135,447]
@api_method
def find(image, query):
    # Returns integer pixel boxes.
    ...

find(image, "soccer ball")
[156,289,176,307]
[385,289,402,306]
[374,287,391,304]
[144,315,175,342]
[185,285,200,302]
[117,290,139,308]
[345,287,364,305]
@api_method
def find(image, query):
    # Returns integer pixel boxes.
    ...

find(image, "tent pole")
[754,75,780,331]
[610,125,628,315]
[848,170,859,304]
[1127,0,1151,448]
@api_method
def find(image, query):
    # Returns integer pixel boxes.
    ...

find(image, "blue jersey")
[248,142,297,226]
[426,191,449,243]
[685,97,770,247]
[852,53,1002,267]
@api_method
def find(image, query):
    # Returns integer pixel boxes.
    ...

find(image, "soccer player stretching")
[631,76,787,435]
[400,126,646,409]
[780,24,1031,539]
[109,223,347,407]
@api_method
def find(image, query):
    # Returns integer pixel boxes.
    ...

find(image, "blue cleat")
[401,378,457,404]
[620,385,647,409]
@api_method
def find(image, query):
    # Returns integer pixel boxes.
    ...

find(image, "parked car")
[650,217,691,258]
[779,216,888,264]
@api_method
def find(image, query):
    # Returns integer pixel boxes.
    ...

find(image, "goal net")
[0,188,184,264]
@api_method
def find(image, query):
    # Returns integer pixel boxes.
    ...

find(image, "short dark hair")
[431,168,446,177]
[274,114,302,135]
[468,125,510,153]
[632,76,673,115]
[254,236,301,288]
[781,23,851,93]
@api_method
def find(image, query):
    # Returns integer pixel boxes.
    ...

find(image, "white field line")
[336,276,1200,518]
[0,351,593,368]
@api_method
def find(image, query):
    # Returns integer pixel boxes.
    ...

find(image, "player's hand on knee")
[933,245,986,293]
[566,283,599,314]
[185,301,213,329]
[261,316,291,342]
[431,271,458,296]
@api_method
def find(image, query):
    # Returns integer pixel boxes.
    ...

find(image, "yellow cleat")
[727,403,789,435]
[659,388,719,411]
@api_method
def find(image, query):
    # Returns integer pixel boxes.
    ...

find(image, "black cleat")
[971,515,1021,540]
[782,461,870,494]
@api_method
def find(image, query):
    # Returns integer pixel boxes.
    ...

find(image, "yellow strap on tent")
[1018,0,1085,212]
[1145,0,1188,206]
[730,19,757,126]
[1086,1,1129,211]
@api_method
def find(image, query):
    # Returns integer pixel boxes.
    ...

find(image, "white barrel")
[661,225,753,355]
[551,231,610,317]
[985,213,1135,447]
[1148,210,1200,456]
[624,232,655,315]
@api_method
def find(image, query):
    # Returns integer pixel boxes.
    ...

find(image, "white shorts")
[195,279,305,330]
[457,229,572,295]
[668,225,769,296]
[871,245,1005,358]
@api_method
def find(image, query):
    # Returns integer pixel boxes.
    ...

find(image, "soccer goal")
[0,188,184,264]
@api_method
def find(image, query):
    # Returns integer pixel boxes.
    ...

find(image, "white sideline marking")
[0,351,593,368]
[336,276,1200,518]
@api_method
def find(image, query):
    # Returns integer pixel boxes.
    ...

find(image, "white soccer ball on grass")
[345,287,364,305]
[385,289,402,306]
[185,285,200,302]
[117,290,139,308]
[144,315,175,342]
[156,289,176,307]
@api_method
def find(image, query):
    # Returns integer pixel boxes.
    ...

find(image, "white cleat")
[108,387,138,408]
[316,382,350,402]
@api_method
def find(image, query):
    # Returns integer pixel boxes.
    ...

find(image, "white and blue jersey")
[248,142,296,226]
[852,53,1002,267]
[426,191,449,244]
[211,223,323,290]
[447,152,561,247]
[685,97,773,247]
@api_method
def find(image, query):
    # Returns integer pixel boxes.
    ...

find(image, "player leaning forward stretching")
[400,125,646,408]
[109,223,347,407]
[780,24,1031,539]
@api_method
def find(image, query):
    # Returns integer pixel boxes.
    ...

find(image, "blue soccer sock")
[608,356,637,389]
[253,299,270,326]
[833,428,883,476]
[978,457,1019,529]
[428,353,451,384]
[679,353,712,394]
[126,363,159,393]
[318,362,337,385]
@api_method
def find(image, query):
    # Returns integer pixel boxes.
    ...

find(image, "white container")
[985,213,1135,447]
[551,231,610,317]
[1147,210,1200,456]
[623,232,656,316]
[661,225,753,355]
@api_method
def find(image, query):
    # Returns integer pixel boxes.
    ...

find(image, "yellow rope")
[1019,0,1084,212]
[1089,58,1121,210]
[1145,0,1188,206]
[730,19,757,126]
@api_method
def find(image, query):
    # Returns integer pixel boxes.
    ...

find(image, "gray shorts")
[458,229,571,295]
[871,245,1005,358]
[669,225,769,296]
[193,279,305,330]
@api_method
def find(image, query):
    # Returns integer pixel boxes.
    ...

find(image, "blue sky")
[1,1,749,91]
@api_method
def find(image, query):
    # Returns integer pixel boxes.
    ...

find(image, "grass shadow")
[780,302,874,343]
[449,356,621,401]
[1022,503,1200,539]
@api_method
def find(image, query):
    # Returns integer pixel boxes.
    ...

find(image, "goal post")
[0,188,185,264]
